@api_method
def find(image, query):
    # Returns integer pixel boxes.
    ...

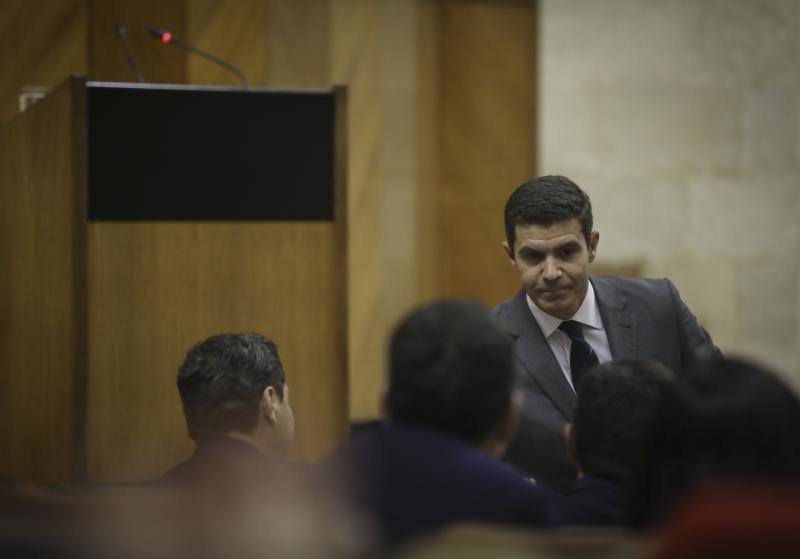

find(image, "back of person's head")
[178,333,286,443]
[572,359,675,484]
[504,175,593,250]
[632,356,800,527]
[386,299,514,446]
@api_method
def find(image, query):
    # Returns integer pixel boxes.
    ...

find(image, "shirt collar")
[526,280,603,338]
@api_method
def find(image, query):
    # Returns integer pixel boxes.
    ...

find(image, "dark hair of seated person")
[178,332,286,442]
[386,298,513,445]
[573,358,675,483]
[629,356,800,528]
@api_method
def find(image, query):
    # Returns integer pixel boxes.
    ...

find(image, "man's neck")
[225,431,268,454]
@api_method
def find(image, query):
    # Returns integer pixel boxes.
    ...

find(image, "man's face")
[504,218,599,320]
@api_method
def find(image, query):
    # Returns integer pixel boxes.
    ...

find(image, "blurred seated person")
[648,484,800,559]
[327,299,559,546]
[157,332,295,487]
[630,356,800,528]
[557,359,674,527]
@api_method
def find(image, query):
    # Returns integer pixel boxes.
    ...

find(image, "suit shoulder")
[591,275,673,300]
[491,294,521,319]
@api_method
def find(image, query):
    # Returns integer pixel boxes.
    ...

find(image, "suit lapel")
[506,291,576,421]
[591,276,637,359]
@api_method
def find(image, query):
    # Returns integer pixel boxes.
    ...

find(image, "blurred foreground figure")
[0,479,370,559]
[631,356,800,528]
[0,333,370,558]
[328,299,558,546]
[557,359,675,527]
[158,332,295,486]
[648,484,800,559]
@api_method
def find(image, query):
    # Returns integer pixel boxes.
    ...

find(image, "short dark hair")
[504,175,593,250]
[631,357,800,527]
[387,299,513,445]
[573,359,675,484]
[177,333,286,442]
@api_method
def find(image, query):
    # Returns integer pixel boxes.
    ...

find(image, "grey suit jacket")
[492,276,720,493]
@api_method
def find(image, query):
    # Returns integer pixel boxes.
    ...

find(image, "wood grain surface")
[0,77,87,483]
[440,0,537,306]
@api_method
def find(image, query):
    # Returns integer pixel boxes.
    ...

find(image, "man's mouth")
[541,286,568,293]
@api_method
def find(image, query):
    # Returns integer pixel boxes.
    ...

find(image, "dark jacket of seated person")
[556,359,675,527]
[327,300,559,546]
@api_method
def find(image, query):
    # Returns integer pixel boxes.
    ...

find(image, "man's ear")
[261,386,278,424]
[588,231,599,263]
[564,422,577,463]
[490,391,522,457]
[502,241,515,264]
[379,387,389,419]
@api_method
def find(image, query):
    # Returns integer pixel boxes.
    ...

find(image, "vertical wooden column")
[438,0,537,305]
[415,0,442,303]
[0,78,88,483]
[329,1,387,421]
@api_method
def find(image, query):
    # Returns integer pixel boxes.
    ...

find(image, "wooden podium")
[0,77,348,483]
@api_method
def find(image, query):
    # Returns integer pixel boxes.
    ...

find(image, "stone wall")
[539,0,800,384]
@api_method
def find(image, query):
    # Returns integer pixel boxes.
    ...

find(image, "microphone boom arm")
[149,26,251,88]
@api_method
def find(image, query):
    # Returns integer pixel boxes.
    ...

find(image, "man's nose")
[542,257,561,281]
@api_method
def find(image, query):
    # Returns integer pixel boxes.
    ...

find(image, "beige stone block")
[739,259,799,349]
[586,177,691,262]
[743,84,800,173]
[687,176,799,260]
[542,81,745,179]
[540,0,707,85]
[699,0,798,86]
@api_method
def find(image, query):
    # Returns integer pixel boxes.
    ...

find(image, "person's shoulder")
[556,475,626,527]
[452,443,554,498]
[491,291,525,322]
[591,275,675,300]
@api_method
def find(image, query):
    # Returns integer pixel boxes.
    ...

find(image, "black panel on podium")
[87,82,335,221]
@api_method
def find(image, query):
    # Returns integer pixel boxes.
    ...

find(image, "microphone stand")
[149,27,251,89]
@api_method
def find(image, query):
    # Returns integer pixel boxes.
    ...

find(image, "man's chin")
[533,295,574,319]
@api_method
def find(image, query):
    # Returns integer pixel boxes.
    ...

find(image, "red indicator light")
[162,31,172,44]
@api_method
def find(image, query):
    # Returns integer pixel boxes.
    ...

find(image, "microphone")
[147,26,251,88]
[114,23,144,83]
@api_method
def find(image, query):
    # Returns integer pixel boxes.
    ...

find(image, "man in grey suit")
[493,175,719,492]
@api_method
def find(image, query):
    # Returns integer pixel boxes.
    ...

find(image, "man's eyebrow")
[557,240,582,250]
[518,239,581,254]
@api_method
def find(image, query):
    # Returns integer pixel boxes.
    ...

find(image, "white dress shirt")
[526,281,613,392]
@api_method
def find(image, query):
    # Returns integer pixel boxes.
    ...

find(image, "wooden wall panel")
[264,0,330,87]
[379,1,422,344]
[0,0,87,124]
[88,0,187,84]
[86,222,348,482]
[187,0,267,86]
[0,78,87,483]
[416,0,442,302]
[440,0,536,306]
[331,2,387,421]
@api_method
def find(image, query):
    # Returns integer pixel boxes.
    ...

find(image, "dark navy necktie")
[558,320,599,391]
